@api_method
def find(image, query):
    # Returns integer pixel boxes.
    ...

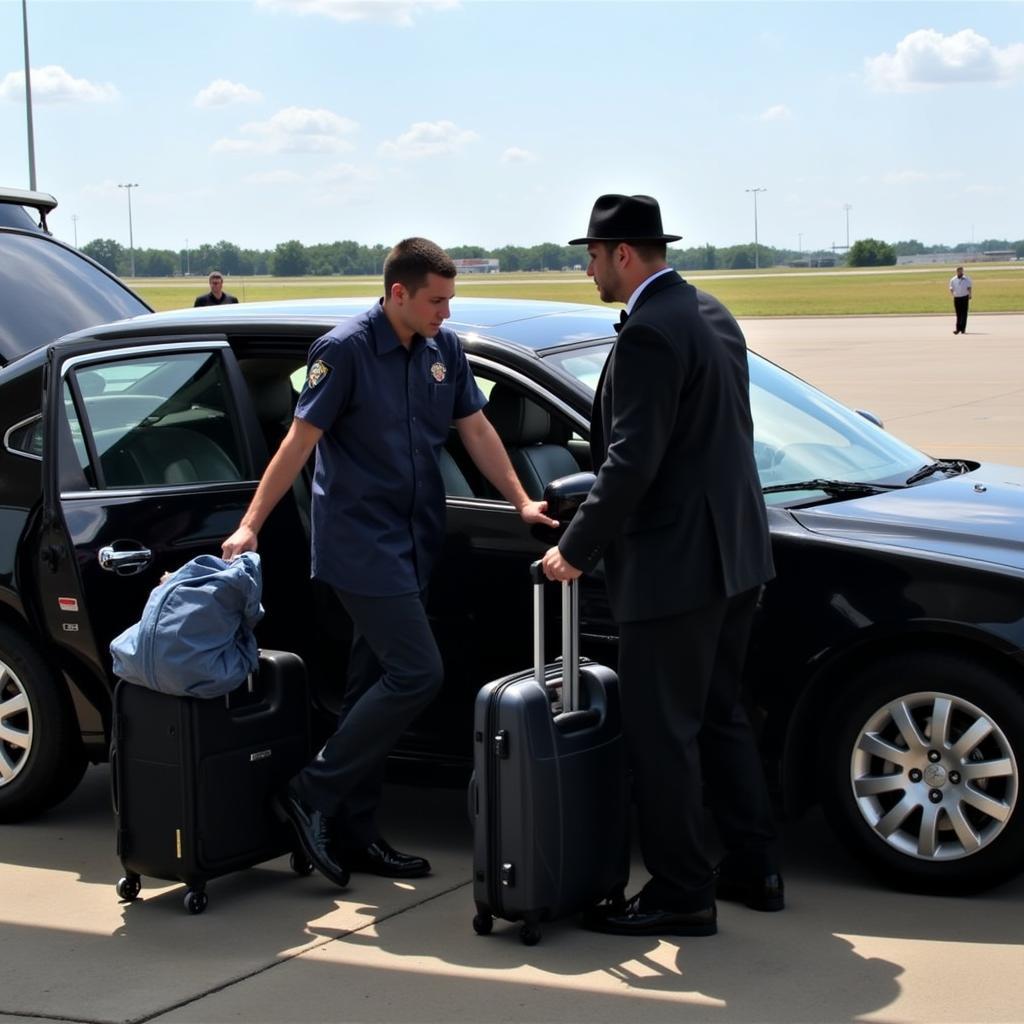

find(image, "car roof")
[86,296,621,351]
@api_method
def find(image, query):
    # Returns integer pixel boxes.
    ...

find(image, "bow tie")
[614,308,629,334]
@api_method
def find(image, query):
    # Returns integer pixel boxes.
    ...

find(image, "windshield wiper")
[905,459,970,485]
[762,478,901,499]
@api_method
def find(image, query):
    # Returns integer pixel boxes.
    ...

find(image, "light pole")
[797,232,803,255]
[843,203,852,249]
[21,0,37,190]
[745,187,766,269]
[71,214,78,247]
[118,183,139,277]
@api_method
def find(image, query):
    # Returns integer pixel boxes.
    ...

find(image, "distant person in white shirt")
[949,266,972,335]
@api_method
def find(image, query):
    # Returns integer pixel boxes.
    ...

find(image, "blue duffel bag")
[110,553,264,698]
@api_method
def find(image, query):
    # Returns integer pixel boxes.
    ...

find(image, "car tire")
[0,623,87,822]
[823,651,1024,894]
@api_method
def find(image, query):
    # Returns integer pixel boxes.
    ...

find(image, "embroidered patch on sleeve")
[308,359,331,388]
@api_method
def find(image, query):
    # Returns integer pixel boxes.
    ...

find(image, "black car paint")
[3,299,1024,867]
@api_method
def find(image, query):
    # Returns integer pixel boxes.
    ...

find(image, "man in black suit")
[542,194,781,937]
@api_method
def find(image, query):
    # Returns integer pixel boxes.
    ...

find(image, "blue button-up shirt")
[294,301,486,597]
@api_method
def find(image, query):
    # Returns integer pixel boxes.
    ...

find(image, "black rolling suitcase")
[471,563,629,945]
[111,649,313,914]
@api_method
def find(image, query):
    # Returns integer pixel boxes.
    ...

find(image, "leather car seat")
[484,384,578,499]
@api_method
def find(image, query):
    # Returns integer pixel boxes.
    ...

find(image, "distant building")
[453,258,499,274]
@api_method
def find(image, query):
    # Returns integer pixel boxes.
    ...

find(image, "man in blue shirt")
[223,238,555,887]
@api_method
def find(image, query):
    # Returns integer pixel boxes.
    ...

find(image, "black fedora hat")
[569,194,682,245]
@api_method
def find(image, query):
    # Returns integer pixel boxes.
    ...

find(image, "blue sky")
[1,1,1022,254]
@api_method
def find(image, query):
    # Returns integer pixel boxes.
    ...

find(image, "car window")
[747,355,925,500]
[542,342,928,502]
[5,415,43,459]
[64,351,245,489]
[0,231,149,365]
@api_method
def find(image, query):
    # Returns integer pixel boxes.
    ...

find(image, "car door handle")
[98,544,153,574]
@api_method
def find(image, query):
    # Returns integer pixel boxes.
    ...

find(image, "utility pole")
[843,203,852,249]
[71,214,79,247]
[745,187,767,269]
[118,183,139,277]
[21,0,37,190]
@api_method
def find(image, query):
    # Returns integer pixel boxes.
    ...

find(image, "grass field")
[132,262,1024,317]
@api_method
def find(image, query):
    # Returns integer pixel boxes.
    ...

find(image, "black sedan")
[1,295,1022,896]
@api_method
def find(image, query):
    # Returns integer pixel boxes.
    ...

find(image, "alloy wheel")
[0,658,33,786]
[850,690,1018,861]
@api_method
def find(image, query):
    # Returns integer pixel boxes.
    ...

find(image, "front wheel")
[0,624,87,822]
[823,652,1024,894]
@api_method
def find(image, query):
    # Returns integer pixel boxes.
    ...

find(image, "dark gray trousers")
[618,586,777,912]
[293,588,443,845]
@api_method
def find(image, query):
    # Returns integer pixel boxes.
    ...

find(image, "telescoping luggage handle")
[529,560,580,713]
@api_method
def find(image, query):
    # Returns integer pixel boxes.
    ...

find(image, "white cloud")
[244,169,305,185]
[379,120,478,159]
[759,104,793,122]
[501,147,537,163]
[195,79,263,108]
[866,29,1024,92]
[0,65,118,104]
[243,162,375,196]
[255,0,458,28]
[882,170,930,185]
[213,106,358,154]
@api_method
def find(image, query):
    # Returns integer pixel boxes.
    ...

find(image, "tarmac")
[2,313,1024,1024]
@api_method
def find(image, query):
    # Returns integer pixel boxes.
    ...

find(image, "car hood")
[791,462,1024,572]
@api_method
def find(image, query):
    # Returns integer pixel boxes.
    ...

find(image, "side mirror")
[531,471,596,545]
[856,409,884,429]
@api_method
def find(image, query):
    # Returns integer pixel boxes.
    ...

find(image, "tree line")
[79,235,1024,278]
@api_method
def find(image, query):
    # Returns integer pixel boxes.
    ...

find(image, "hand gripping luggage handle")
[529,560,580,713]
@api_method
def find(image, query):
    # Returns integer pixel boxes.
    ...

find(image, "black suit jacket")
[559,271,774,623]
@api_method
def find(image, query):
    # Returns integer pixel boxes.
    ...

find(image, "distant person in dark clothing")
[194,271,239,307]
[949,266,972,335]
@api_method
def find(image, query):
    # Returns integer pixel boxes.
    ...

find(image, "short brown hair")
[600,240,667,262]
[384,237,456,295]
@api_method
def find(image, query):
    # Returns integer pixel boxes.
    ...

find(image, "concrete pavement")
[3,313,1024,1024]
[2,768,1023,1024]
[741,313,1024,468]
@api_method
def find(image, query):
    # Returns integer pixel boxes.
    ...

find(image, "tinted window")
[5,415,43,459]
[0,231,149,364]
[65,351,244,489]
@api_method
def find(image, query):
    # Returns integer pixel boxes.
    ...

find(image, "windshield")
[543,343,930,504]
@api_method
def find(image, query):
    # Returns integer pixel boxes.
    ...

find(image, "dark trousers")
[292,589,443,845]
[617,587,777,912]
[954,296,970,333]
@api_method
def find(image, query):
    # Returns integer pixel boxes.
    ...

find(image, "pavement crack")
[132,877,473,1024]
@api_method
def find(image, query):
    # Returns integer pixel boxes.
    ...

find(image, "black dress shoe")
[582,894,717,937]
[274,786,350,888]
[714,867,785,912]
[344,839,431,878]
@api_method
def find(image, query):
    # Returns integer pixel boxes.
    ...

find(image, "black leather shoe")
[714,867,785,912]
[274,786,350,888]
[344,839,431,878]
[582,893,717,937]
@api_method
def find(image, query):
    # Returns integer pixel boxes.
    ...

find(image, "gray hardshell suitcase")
[470,563,629,945]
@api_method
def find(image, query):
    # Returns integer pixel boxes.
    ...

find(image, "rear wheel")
[0,624,87,822]
[823,652,1024,893]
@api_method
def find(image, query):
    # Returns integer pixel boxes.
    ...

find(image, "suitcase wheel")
[290,851,315,877]
[472,912,493,936]
[183,888,208,915]
[519,923,541,946]
[115,874,141,902]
